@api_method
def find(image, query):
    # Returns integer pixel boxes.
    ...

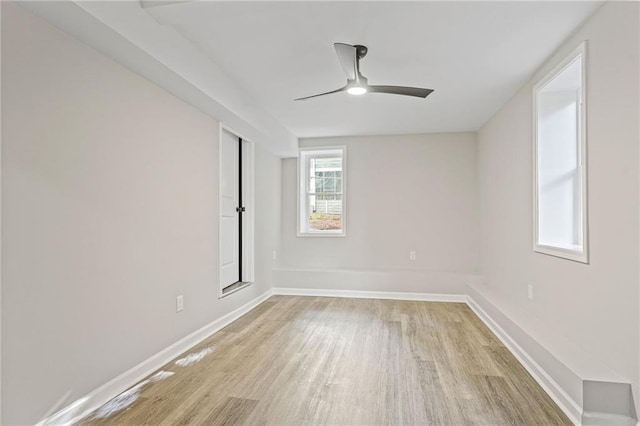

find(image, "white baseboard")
[465,296,582,425]
[273,287,467,303]
[582,412,636,426]
[37,288,274,426]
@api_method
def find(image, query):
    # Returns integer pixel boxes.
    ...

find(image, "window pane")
[315,157,341,170]
[535,52,585,255]
[324,177,335,192]
[307,194,342,231]
[310,155,343,196]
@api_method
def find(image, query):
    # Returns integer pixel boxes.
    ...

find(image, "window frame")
[297,146,347,237]
[532,41,589,263]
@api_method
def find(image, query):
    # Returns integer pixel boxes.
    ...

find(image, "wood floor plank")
[80,296,572,426]
[201,397,259,426]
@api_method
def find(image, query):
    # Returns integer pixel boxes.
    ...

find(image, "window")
[298,147,346,236]
[533,42,588,263]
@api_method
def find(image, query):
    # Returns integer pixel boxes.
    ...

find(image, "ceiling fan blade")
[334,43,357,81]
[369,85,434,98]
[294,86,347,101]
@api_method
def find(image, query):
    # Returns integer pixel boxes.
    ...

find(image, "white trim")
[241,139,255,283]
[532,41,589,264]
[0,1,3,420]
[217,124,225,297]
[534,243,588,264]
[221,282,252,299]
[36,289,274,426]
[465,296,582,425]
[581,413,635,426]
[273,287,467,303]
[297,146,347,237]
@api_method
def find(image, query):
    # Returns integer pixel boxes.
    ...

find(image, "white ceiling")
[145,1,602,139]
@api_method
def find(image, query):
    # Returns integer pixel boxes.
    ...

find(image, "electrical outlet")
[176,295,184,312]
[527,285,534,300]
[409,251,416,261]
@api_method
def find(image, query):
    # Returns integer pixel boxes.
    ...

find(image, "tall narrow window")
[533,42,588,263]
[298,147,346,236]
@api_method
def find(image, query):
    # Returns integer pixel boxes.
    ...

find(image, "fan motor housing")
[355,45,368,59]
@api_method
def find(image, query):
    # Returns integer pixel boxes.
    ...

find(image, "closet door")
[220,129,240,288]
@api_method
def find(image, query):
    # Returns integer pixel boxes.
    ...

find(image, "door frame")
[218,124,255,298]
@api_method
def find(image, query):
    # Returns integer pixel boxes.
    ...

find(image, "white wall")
[277,133,479,293]
[1,3,280,424]
[254,143,281,289]
[477,0,639,413]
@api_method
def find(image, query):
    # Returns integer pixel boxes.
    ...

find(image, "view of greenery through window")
[308,157,343,231]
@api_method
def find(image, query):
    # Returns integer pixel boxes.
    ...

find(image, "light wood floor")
[81,296,571,425]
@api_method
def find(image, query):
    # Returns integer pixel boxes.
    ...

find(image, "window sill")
[297,231,346,238]
[534,244,588,264]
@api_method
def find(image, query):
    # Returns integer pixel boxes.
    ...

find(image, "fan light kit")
[295,43,433,101]
[347,86,367,95]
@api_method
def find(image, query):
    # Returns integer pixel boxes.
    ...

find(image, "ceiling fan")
[295,43,434,101]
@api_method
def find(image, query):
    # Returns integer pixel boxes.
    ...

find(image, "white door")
[220,129,240,288]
